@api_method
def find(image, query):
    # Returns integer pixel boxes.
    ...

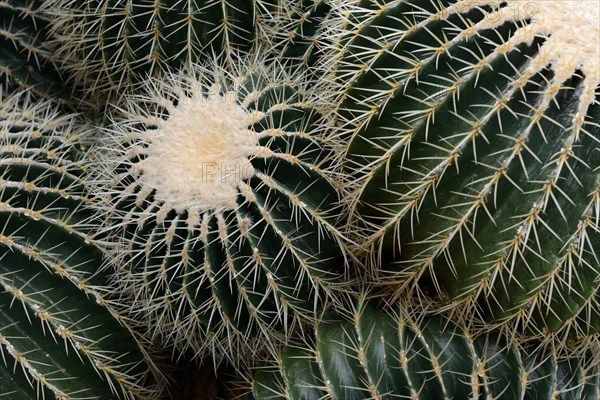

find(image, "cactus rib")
[0,90,165,399]
[328,0,600,341]
[0,0,67,99]
[43,0,294,102]
[87,55,351,366]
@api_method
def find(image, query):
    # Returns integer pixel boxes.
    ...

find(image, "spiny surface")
[0,0,67,99]
[0,90,164,399]
[92,57,349,366]
[139,90,257,212]
[330,0,600,344]
[252,299,600,400]
[274,0,334,75]
[448,0,599,126]
[44,0,293,102]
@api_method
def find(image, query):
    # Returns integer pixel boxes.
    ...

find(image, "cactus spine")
[252,299,600,400]
[0,90,165,399]
[44,0,293,102]
[275,0,333,74]
[0,0,67,99]
[328,0,600,341]
[88,54,350,365]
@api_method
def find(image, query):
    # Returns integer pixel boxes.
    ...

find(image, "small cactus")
[87,54,350,366]
[251,299,600,400]
[0,90,165,399]
[327,0,600,342]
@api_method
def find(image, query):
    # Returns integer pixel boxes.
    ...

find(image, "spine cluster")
[0,0,66,99]
[91,56,351,365]
[0,0,598,397]
[0,90,164,399]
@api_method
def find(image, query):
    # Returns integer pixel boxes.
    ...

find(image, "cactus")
[87,54,350,366]
[0,90,164,399]
[0,0,68,99]
[275,0,333,75]
[251,299,600,400]
[1,0,599,396]
[328,0,600,341]
[43,0,293,102]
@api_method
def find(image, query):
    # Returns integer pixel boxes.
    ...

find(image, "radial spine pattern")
[92,55,349,364]
[329,0,600,341]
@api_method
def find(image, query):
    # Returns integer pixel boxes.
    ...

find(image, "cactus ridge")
[0,90,165,399]
[1,0,598,395]
[325,0,600,342]
[44,0,295,102]
[275,0,333,75]
[0,0,67,99]
[252,299,600,400]
[88,55,351,366]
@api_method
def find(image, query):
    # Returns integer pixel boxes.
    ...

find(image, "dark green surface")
[276,0,332,75]
[0,93,160,399]
[339,0,600,337]
[252,301,600,399]
[105,66,348,361]
[0,0,68,99]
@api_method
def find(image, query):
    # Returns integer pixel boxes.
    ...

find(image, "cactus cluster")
[0,0,598,398]
[0,90,164,399]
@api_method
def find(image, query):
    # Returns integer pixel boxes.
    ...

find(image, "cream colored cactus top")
[446,0,599,131]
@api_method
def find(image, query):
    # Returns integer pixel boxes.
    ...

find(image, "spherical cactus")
[327,0,600,343]
[0,0,68,99]
[88,54,350,365]
[0,90,165,399]
[43,0,294,102]
[251,299,600,400]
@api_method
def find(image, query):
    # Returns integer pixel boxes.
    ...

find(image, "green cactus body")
[91,56,349,365]
[276,0,332,74]
[0,0,67,99]
[252,300,600,400]
[44,0,290,102]
[331,0,600,339]
[0,91,163,399]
